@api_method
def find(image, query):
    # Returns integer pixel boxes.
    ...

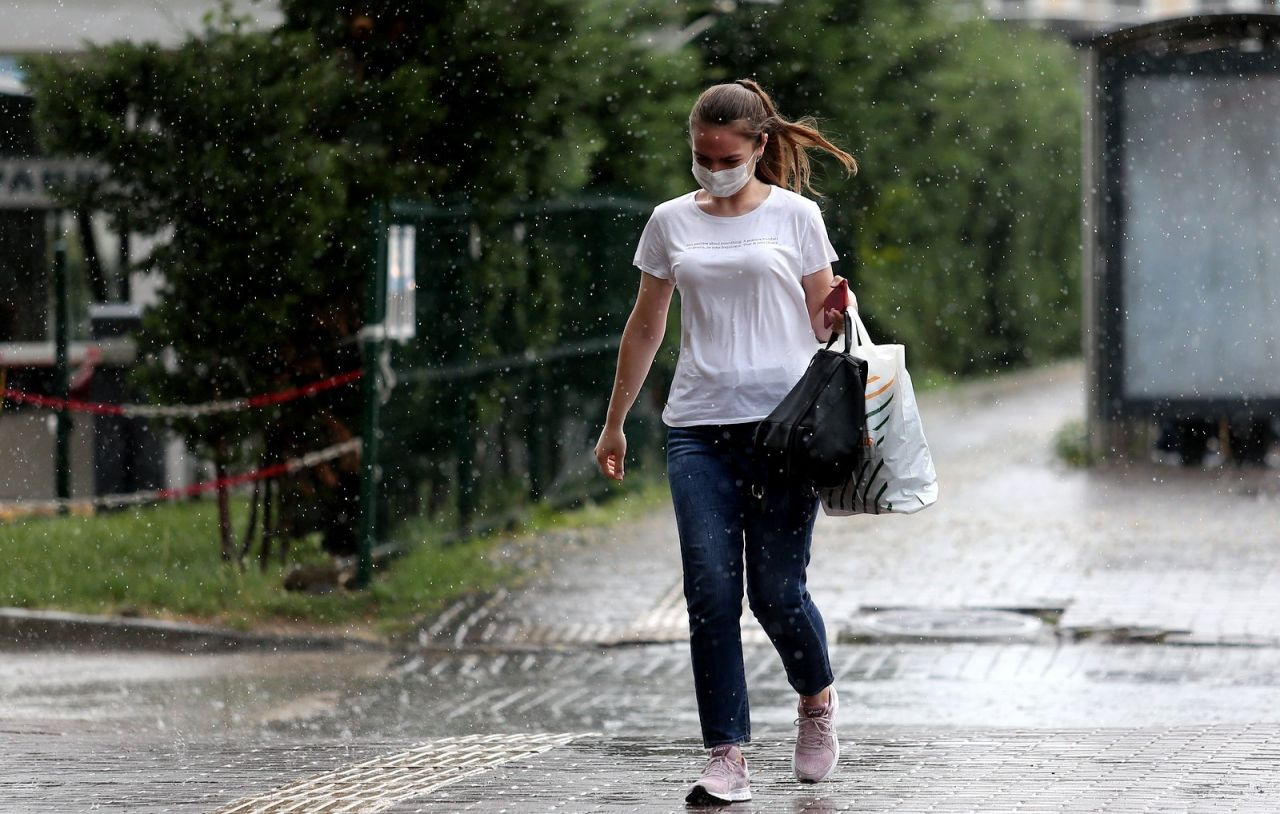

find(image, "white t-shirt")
[632,185,838,427]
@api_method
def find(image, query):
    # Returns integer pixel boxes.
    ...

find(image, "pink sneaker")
[686,744,752,805]
[793,686,839,782]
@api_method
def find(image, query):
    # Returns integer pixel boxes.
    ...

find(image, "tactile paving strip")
[214,733,587,814]
[423,580,770,648]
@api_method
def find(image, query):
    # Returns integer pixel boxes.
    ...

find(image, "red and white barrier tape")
[0,438,361,514]
[1,370,363,419]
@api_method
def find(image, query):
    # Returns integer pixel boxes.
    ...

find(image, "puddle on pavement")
[0,651,393,735]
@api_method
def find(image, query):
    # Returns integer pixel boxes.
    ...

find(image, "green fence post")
[526,367,546,502]
[455,390,477,539]
[53,235,71,512]
[355,203,388,589]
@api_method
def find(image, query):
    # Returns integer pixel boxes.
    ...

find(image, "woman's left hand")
[825,308,845,336]
[824,275,854,336]
[806,270,856,341]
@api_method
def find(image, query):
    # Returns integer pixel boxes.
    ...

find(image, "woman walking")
[593,79,858,805]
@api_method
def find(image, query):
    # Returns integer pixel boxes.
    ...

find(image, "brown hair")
[689,79,857,196]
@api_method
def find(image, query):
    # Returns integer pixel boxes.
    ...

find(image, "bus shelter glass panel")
[1119,73,1280,401]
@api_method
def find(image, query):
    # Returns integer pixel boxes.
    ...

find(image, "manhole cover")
[850,608,1044,641]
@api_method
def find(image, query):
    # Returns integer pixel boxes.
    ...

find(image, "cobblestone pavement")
[5,362,1280,812]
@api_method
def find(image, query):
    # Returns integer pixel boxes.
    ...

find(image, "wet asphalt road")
[4,361,1280,812]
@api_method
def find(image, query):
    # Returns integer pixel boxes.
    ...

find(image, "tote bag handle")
[844,308,877,350]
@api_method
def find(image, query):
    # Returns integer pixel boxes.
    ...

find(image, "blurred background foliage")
[696,0,1082,373]
[23,0,1081,560]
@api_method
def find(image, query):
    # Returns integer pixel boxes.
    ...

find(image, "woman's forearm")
[811,311,834,344]
[604,314,666,431]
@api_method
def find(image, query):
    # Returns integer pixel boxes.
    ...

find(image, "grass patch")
[525,475,671,532]
[910,368,962,393]
[0,473,669,637]
[1054,418,1093,468]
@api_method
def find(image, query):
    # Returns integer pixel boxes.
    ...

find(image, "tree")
[279,0,699,203]
[27,17,368,562]
[275,1,700,534]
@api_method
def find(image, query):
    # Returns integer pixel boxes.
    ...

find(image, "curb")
[0,607,390,654]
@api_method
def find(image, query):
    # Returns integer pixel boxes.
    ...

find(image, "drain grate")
[842,607,1048,643]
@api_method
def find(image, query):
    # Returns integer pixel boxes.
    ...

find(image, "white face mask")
[691,149,760,198]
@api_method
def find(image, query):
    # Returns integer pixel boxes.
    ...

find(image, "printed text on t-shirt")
[685,237,780,250]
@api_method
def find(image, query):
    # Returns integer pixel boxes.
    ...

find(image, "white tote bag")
[819,310,938,516]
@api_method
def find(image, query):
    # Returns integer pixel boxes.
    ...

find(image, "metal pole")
[118,213,131,303]
[354,203,388,589]
[53,234,72,511]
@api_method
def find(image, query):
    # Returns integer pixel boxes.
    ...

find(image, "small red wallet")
[822,279,849,328]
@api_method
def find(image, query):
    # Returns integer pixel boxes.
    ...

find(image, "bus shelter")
[1083,13,1280,463]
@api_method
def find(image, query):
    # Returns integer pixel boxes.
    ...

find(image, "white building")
[983,0,1279,38]
[0,1,280,56]
[0,1,280,503]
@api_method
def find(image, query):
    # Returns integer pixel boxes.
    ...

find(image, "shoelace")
[794,710,835,750]
[701,749,746,782]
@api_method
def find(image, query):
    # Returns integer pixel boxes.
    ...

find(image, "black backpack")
[753,310,869,491]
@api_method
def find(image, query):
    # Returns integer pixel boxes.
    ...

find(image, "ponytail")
[689,79,857,196]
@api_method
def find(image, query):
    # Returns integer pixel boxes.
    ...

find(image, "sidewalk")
[5,360,1280,812]
[8,726,1277,812]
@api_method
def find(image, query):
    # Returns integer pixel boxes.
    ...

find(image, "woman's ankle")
[799,685,831,708]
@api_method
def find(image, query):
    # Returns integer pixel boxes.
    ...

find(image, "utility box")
[89,303,164,500]
[1083,13,1280,460]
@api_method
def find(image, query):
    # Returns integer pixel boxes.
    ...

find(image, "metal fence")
[357,196,667,580]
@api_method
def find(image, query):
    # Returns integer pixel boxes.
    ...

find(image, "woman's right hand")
[594,425,627,482]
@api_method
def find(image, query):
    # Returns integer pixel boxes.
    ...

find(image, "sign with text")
[385,223,417,342]
[0,159,106,209]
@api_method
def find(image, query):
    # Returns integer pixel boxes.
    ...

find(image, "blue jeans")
[665,421,834,748]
